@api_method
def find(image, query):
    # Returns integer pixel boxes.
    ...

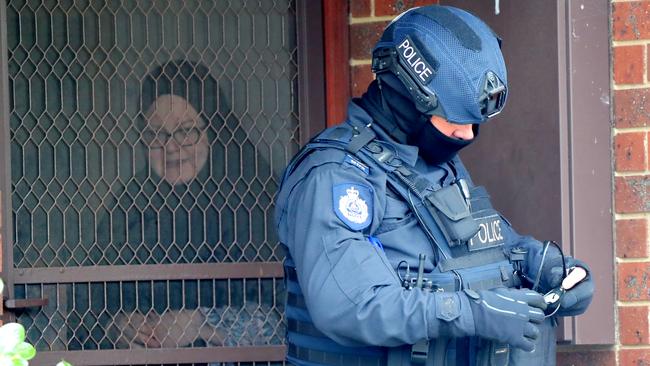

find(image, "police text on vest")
[469,214,505,251]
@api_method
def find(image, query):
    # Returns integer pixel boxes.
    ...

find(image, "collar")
[347,101,419,167]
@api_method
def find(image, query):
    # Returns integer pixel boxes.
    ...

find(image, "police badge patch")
[333,183,373,231]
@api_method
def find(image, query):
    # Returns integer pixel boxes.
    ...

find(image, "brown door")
[441,0,614,344]
[0,1,325,364]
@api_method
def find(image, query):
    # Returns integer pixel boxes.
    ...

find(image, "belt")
[288,344,387,366]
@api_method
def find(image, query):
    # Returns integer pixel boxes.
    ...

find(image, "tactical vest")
[281,125,522,366]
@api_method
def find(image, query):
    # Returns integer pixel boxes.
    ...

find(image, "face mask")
[409,122,478,165]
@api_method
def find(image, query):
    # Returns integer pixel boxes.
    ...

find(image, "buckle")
[411,339,430,364]
[371,47,397,73]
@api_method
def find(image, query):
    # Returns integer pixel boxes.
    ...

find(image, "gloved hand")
[554,258,594,317]
[533,254,566,293]
[556,279,594,317]
[525,245,594,317]
[464,287,547,352]
[521,242,565,293]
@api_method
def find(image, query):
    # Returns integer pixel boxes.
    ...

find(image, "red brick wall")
[613,1,650,365]
[348,0,439,98]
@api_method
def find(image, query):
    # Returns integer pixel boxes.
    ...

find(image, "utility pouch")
[476,339,509,366]
[425,180,479,247]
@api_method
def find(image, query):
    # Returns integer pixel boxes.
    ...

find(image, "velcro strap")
[287,318,327,338]
[469,186,489,198]
[438,247,507,272]
[468,186,492,211]
[467,277,504,291]
[288,344,387,366]
[285,266,298,282]
[469,199,492,213]
[347,128,375,154]
[395,166,431,197]
[288,292,308,309]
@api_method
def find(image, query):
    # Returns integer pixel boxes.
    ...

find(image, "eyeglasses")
[142,126,204,148]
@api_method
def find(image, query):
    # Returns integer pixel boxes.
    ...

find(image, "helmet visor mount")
[479,71,506,119]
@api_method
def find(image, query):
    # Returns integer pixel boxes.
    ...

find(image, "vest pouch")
[425,183,479,247]
[476,339,509,366]
[386,339,452,366]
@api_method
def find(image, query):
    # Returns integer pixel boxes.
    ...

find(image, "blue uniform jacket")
[275,101,542,348]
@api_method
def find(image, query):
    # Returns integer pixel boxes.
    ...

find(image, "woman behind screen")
[105,60,282,350]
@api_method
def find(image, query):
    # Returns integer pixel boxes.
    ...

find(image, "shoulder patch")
[333,183,373,231]
[343,154,370,175]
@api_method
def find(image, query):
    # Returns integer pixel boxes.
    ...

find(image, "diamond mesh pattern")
[140,363,284,366]
[7,0,298,361]
[9,0,299,268]
[15,279,285,352]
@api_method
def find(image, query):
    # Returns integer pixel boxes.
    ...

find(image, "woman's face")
[144,94,210,184]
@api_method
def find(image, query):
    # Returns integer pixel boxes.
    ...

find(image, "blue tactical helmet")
[372,5,507,124]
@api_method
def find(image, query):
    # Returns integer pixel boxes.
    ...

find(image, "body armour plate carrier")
[281,126,521,366]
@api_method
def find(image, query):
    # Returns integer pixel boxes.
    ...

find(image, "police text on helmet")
[397,37,434,84]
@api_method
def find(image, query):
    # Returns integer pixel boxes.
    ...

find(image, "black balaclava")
[356,74,476,165]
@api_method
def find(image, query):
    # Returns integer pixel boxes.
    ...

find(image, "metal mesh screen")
[6,0,298,362]
[14,279,285,350]
[136,364,283,366]
[9,0,298,268]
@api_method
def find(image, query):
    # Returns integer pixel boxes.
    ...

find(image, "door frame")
[0,0,326,363]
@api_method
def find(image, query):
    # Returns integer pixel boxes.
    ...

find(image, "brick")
[615,132,647,172]
[615,176,650,214]
[556,348,615,366]
[614,45,644,85]
[621,306,650,345]
[617,219,649,258]
[618,262,650,301]
[350,0,371,17]
[351,64,374,97]
[613,2,650,41]
[644,47,650,84]
[349,22,389,60]
[615,89,650,128]
[619,348,650,366]
[375,0,438,16]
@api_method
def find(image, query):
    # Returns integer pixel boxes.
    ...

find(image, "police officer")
[275,5,594,366]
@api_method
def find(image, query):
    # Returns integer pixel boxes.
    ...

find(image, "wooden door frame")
[0,0,327,363]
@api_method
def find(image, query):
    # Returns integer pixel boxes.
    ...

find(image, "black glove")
[534,255,565,293]
[556,280,593,316]
[464,287,547,352]
[554,258,594,317]
[522,242,564,293]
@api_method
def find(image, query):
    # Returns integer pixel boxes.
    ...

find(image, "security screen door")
[0,0,323,364]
